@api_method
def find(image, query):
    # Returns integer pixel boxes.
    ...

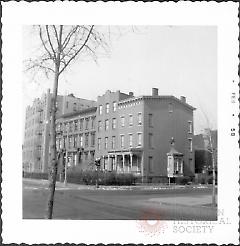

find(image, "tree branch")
[38,25,54,61]
[61,26,80,51]
[25,60,55,74]
[45,25,57,61]
[52,25,60,46]
[59,25,94,75]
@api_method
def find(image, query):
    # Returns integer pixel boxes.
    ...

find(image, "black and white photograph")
[22,24,218,221]
[1,2,239,244]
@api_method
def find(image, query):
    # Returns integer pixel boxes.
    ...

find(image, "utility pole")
[95,158,101,188]
[209,132,216,207]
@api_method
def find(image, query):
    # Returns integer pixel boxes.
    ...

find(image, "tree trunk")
[46,25,63,219]
[46,64,60,219]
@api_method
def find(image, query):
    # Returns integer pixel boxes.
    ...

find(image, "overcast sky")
[23,25,217,134]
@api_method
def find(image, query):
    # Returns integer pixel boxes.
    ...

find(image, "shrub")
[24,169,137,186]
[200,177,206,184]
[175,176,191,185]
[207,176,217,185]
[67,170,136,186]
[23,172,49,180]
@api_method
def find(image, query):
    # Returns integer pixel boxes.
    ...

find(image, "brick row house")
[53,88,196,182]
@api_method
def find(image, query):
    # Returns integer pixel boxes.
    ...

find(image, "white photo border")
[1,1,239,244]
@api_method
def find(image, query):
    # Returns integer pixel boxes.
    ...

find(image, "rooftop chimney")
[152,88,159,96]
[68,93,75,97]
[180,96,186,103]
[129,92,134,97]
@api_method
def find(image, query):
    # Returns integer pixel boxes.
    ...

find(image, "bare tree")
[200,106,217,207]
[25,25,111,219]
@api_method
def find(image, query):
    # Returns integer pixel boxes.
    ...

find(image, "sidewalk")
[148,195,217,207]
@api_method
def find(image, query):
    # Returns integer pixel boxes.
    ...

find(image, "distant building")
[22,89,96,173]
[193,130,218,174]
[55,88,196,182]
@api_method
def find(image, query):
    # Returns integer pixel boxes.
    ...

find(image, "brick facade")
[53,88,196,181]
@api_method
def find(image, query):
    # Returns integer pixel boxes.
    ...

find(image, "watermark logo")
[172,208,231,234]
[136,208,168,237]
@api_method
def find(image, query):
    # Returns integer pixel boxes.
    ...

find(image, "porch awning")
[108,147,143,156]
[167,146,183,156]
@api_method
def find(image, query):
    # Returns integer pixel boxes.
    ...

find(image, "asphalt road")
[23,179,217,220]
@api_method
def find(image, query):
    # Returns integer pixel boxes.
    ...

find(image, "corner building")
[94,88,195,182]
[26,87,196,182]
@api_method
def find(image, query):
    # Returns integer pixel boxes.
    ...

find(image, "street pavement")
[23,178,217,220]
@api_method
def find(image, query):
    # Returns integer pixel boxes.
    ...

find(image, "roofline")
[118,95,196,110]
[57,106,97,119]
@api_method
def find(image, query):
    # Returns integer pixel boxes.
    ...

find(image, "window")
[188,138,193,152]
[91,117,95,129]
[104,137,108,149]
[129,115,133,126]
[98,121,102,132]
[138,113,142,125]
[112,136,116,149]
[168,103,173,113]
[91,132,95,146]
[149,133,153,148]
[60,138,64,149]
[137,133,142,146]
[120,135,124,148]
[97,138,101,150]
[188,121,193,134]
[85,118,89,130]
[73,102,77,111]
[149,114,153,127]
[63,137,66,148]
[105,119,109,131]
[56,123,61,132]
[69,122,73,132]
[129,134,133,147]
[79,119,84,131]
[174,158,183,175]
[85,133,89,147]
[121,116,125,127]
[99,105,103,115]
[106,103,110,113]
[112,118,117,129]
[66,101,69,109]
[73,135,77,148]
[68,136,72,149]
[148,156,153,173]
[74,121,78,131]
[79,134,83,147]
[113,101,117,112]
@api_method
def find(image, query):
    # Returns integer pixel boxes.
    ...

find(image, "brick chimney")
[180,96,186,103]
[152,88,159,96]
